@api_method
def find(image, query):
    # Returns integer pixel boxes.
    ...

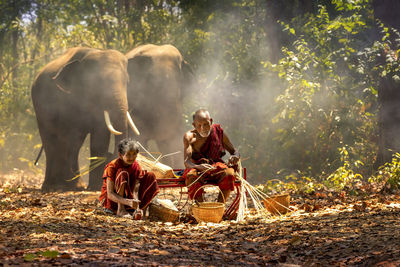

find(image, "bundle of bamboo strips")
[136,153,175,178]
[68,156,106,181]
[235,161,294,222]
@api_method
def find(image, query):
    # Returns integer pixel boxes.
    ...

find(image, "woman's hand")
[127,199,141,209]
[133,209,143,220]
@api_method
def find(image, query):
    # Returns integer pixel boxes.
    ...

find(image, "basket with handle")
[191,185,226,223]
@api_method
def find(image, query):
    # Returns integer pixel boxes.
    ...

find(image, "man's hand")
[127,199,141,209]
[228,155,240,166]
[195,163,214,172]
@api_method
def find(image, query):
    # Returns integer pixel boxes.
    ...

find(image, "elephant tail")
[34,145,44,166]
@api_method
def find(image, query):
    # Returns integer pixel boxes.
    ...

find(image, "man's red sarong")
[99,158,159,213]
[183,124,236,199]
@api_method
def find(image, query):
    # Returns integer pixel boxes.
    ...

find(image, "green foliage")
[260,174,325,195]
[264,1,377,179]
[355,23,400,94]
[23,253,37,262]
[371,153,400,190]
[23,250,59,262]
[41,250,59,258]
[260,146,364,194]
[325,146,363,190]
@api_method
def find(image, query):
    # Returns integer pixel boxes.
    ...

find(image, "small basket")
[263,194,290,215]
[191,185,225,223]
[192,202,225,223]
[149,203,179,222]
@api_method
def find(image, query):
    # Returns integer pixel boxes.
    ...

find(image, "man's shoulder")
[184,129,196,139]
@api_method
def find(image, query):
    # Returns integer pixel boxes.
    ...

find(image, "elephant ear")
[127,55,152,85]
[52,60,81,94]
[180,60,196,99]
[181,60,194,77]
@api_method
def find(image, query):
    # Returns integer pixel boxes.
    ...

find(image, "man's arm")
[183,132,197,169]
[106,179,140,209]
[222,132,240,165]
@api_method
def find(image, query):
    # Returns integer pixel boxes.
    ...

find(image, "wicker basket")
[191,185,226,223]
[149,203,179,222]
[263,194,290,215]
[192,202,225,223]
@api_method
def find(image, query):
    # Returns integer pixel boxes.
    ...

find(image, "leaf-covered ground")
[1,172,400,266]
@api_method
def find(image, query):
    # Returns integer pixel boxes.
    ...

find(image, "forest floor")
[1,171,400,266]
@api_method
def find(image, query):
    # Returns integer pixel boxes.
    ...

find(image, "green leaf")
[41,250,59,258]
[24,253,37,262]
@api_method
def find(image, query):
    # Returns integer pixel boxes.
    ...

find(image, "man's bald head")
[193,109,210,122]
[192,109,212,138]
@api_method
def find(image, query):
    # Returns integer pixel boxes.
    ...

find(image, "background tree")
[372,0,400,167]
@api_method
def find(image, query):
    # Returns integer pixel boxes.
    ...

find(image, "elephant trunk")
[104,110,123,135]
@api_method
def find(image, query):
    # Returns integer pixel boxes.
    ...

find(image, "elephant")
[31,47,139,192]
[125,44,193,168]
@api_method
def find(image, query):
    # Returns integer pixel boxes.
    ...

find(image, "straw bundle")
[136,154,175,178]
[235,161,293,222]
[68,156,106,181]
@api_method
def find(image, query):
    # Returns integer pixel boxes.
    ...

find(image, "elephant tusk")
[104,111,123,135]
[127,111,140,135]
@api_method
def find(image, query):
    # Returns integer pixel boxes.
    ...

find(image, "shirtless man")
[183,109,240,202]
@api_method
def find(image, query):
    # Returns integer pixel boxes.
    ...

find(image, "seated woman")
[99,138,159,219]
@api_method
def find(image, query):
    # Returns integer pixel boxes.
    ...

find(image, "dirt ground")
[1,171,400,266]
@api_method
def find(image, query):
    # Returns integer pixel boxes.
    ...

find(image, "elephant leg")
[87,130,111,191]
[70,131,89,189]
[41,129,87,192]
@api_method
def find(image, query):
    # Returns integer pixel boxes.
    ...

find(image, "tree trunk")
[30,5,43,81]
[265,0,314,63]
[0,30,4,81]
[373,0,400,167]
[11,28,18,87]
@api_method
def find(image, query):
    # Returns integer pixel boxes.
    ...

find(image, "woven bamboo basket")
[192,202,225,223]
[149,203,179,222]
[263,194,290,215]
[191,185,225,223]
